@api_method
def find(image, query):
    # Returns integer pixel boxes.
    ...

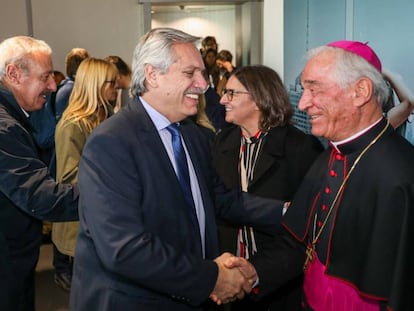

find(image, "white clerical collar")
[331,117,383,149]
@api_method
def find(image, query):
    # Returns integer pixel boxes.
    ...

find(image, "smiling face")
[299,50,357,141]
[8,51,56,112]
[143,42,208,123]
[220,75,260,136]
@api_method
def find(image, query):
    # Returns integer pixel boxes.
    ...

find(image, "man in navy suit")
[70,28,285,311]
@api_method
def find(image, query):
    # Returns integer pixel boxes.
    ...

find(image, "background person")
[53,70,65,85]
[383,69,414,129]
[213,65,323,311]
[55,48,90,121]
[216,50,235,97]
[0,35,78,311]
[200,35,218,56]
[50,47,90,292]
[201,49,230,133]
[203,48,220,91]
[37,69,65,242]
[105,55,132,112]
[51,57,118,292]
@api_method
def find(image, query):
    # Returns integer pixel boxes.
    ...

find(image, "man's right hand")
[209,252,254,305]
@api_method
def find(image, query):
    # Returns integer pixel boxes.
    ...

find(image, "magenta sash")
[303,254,379,311]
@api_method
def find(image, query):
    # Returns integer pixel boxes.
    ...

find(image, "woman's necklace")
[303,120,390,271]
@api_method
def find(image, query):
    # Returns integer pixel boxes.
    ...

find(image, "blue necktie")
[167,123,205,256]
[166,123,196,211]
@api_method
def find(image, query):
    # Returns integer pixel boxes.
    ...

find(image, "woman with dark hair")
[203,48,220,91]
[212,65,324,311]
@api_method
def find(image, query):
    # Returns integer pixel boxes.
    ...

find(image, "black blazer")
[212,124,324,310]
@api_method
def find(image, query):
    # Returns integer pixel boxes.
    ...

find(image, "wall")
[151,2,263,67]
[262,0,283,76]
[0,0,29,39]
[284,0,414,143]
[0,0,145,74]
[151,5,237,63]
[284,0,346,89]
[1,1,264,72]
[241,1,263,66]
[284,0,414,91]
[2,0,412,90]
[353,1,414,89]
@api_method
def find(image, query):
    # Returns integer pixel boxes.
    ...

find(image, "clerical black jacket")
[283,118,414,311]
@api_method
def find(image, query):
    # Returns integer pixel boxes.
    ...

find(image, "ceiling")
[141,0,262,14]
[151,4,235,13]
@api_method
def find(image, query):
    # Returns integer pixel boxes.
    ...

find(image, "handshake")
[210,252,258,305]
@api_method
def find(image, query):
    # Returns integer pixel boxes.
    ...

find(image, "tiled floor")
[35,243,70,311]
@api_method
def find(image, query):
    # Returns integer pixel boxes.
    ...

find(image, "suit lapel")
[216,128,242,187]
[126,98,183,193]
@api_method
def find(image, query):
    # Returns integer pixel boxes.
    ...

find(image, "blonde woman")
[52,58,118,290]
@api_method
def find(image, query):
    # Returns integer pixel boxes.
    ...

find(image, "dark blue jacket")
[70,98,283,311]
[0,85,78,311]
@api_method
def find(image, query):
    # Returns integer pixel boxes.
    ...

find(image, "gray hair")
[130,28,201,97]
[0,36,52,79]
[306,45,389,108]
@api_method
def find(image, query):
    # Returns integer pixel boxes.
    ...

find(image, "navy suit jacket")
[70,98,283,311]
[0,86,78,311]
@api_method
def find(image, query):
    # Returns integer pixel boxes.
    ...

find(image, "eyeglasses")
[222,88,249,101]
[104,80,116,87]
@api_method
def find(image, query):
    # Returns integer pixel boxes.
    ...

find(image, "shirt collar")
[139,96,172,131]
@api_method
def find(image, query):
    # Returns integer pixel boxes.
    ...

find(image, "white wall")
[263,0,283,77]
[151,5,237,61]
[151,3,263,67]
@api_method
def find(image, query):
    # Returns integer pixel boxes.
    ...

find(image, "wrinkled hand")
[209,252,257,305]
